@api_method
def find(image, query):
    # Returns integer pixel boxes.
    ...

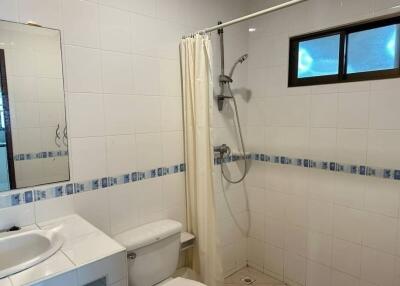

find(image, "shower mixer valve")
[214,144,231,158]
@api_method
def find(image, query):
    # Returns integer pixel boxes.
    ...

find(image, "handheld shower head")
[229,53,248,78]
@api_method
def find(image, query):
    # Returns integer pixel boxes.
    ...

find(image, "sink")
[0,229,63,278]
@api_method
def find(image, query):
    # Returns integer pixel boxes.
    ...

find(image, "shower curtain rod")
[183,0,307,38]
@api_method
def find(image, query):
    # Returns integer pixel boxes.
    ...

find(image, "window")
[289,16,400,86]
[298,34,340,78]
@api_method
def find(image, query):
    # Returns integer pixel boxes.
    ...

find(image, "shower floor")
[224,267,285,286]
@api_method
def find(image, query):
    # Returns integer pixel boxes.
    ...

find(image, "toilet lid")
[162,277,206,286]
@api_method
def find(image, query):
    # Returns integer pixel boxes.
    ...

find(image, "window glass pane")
[297,34,340,78]
[347,24,399,74]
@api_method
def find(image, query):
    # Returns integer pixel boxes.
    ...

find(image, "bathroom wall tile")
[159,59,181,97]
[73,189,110,234]
[306,260,332,286]
[369,89,400,130]
[332,270,360,286]
[134,96,161,133]
[362,212,398,255]
[62,0,100,48]
[135,133,162,170]
[247,238,265,270]
[361,247,396,286]
[308,200,333,235]
[68,93,105,138]
[70,137,107,181]
[102,51,134,95]
[0,0,18,21]
[18,0,62,29]
[364,177,399,218]
[333,205,365,244]
[108,184,139,236]
[104,95,136,135]
[284,225,307,257]
[248,187,265,214]
[284,251,307,286]
[162,131,184,166]
[35,196,74,223]
[0,204,35,230]
[332,238,362,277]
[367,130,400,169]
[264,190,288,220]
[336,129,368,165]
[337,92,369,129]
[65,46,102,93]
[99,5,131,53]
[310,93,337,128]
[106,135,136,175]
[307,231,332,266]
[161,97,183,132]
[286,195,308,228]
[162,173,185,209]
[264,243,284,277]
[249,212,264,241]
[334,173,366,210]
[133,55,161,95]
[136,177,163,222]
[309,128,337,162]
[264,216,285,248]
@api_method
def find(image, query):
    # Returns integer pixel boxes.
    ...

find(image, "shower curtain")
[180,34,223,286]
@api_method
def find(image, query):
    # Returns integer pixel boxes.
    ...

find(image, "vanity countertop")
[0,215,126,286]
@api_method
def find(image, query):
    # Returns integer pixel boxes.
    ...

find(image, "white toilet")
[114,220,206,286]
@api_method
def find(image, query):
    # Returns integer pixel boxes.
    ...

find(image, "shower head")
[229,53,248,78]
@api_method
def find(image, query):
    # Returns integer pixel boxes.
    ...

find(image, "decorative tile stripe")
[251,153,400,181]
[0,163,185,209]
[13,150,69,161]
[1,152,399,210]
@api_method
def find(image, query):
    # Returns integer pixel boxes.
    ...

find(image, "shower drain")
[240,276,256,285]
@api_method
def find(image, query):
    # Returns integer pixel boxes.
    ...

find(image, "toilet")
[114,220,206,286]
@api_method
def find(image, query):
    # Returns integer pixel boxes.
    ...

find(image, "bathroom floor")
[224,267,285,286]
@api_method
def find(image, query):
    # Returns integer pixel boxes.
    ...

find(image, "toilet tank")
[114,220,182,286]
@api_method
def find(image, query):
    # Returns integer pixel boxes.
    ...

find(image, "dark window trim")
[288,14,400,87]
[0,49,16,190]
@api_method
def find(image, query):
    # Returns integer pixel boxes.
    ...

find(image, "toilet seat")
[161,277,207,286]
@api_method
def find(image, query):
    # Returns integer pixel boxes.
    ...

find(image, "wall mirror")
[0,20,69,192]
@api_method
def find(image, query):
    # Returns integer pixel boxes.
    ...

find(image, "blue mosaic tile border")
[1,152,399,210]
[0,163,185,209]
[14,150,69,161]
[251,153,400,180]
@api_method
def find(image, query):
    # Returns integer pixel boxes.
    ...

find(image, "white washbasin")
[0,229,63,278]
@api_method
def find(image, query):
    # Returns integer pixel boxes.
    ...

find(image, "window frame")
[288,15,400,87]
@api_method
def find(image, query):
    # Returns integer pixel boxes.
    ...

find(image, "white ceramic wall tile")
[0,204,35,230]
[307,231,332,266]
[70,137,107,181]
[306,260,332,286]
[104,95,136,135]
[332,238,362,277]
[65,46,102,93]
[106,135,136,175]
[284,251,306,286]
[62,0,100,48]
[18,0,62,29]
[108,184,139,236]
[333,205,365,244]
[362,212,398,255]
[99,5,131,53]
[35,196,75,223]
[73,189,111,235]
[133,55,161,95]
[134,96,161,133]
[68,93,105,138]
[310,93,338,128]
[102,51,134,95]
[361,247,396,286]
[0,0,18,21]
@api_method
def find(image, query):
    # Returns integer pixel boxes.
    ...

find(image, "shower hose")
[220,84,248,184]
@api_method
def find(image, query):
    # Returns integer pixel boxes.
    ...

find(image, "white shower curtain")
[180,34,223,286]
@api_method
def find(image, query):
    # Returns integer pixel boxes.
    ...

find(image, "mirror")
[0,20,69,192]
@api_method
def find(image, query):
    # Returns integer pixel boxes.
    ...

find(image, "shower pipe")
[182,0,307,38]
